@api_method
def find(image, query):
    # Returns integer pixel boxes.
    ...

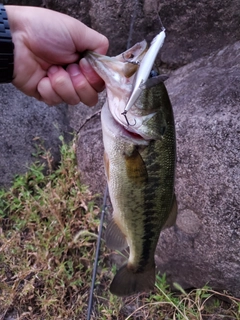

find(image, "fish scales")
[86,41,177,297]
[141,126,175,266]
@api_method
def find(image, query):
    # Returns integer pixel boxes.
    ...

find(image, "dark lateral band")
[0,4,14,83]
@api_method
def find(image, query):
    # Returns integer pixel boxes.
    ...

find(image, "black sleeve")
[0,4,14,83]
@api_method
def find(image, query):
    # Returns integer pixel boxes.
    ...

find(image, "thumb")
[69,19,109,55]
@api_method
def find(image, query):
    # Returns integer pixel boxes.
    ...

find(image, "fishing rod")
[87,185,108,320]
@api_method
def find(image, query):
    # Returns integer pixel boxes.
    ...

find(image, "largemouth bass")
[85,40,177,297]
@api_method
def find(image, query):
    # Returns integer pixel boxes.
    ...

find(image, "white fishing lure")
[122,28,166,115]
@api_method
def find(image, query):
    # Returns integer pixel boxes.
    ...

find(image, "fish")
[85,38,177,297]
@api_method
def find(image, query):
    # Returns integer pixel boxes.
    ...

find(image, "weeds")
[0,137,239,319]
[0,137,103,319]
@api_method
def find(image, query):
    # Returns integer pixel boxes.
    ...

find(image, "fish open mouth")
[103,103,148,145]
[123,125,144,140]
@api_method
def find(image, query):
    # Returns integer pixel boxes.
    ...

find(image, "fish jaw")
[85,40,147,81]
[85,52,131,90]
[85,44,170,140]
[85,41,148,129]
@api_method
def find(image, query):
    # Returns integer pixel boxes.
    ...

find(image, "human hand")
[5,6,109,106]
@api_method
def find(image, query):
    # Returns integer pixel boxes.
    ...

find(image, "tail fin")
[110,263,155,297]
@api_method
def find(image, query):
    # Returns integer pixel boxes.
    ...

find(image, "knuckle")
[53,75,66,88]
[75,79,88,92]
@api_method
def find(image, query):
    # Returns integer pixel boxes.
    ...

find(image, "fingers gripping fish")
[85,30,177,297]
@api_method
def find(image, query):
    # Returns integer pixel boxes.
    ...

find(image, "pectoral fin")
[105,218,128,250]
[162,194,178,230]
[125,148,148,185]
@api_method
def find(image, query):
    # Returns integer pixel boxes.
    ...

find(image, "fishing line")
[87,185,108,320]
[124,0,140,127]
[126,0,139,50]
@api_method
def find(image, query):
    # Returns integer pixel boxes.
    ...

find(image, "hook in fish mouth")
[121,110,136,126]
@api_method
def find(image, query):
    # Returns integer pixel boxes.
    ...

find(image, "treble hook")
[121,110,136,126]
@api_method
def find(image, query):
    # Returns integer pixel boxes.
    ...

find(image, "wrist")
[0,4,14,83]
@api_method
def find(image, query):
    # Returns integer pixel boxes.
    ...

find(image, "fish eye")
[122,53,140,65]
[122,53,134,60]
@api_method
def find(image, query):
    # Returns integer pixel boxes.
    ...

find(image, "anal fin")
[105,218,128,251]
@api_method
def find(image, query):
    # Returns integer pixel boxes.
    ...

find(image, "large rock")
[7,0,240,68]
[76,41,240,297]
[70,92,106,197]
[0,84,72,188]
[156,41,240,297]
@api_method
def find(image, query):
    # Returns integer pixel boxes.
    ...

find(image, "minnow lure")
[121,28,166,123]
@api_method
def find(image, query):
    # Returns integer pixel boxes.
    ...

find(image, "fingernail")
[67,64,81,77]
[80,58,91,72]
[48,65,59,75]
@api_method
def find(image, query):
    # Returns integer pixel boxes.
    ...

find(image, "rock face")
[45,0,240,69]
[7,0,240,67]
[76,42,240,297]
[156,42,240,297]
[71,92,106,198]
[0,84,72,188]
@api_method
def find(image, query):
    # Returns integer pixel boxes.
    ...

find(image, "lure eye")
[149,70,159,78]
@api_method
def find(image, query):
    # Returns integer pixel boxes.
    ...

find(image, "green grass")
[0,137,239,319]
